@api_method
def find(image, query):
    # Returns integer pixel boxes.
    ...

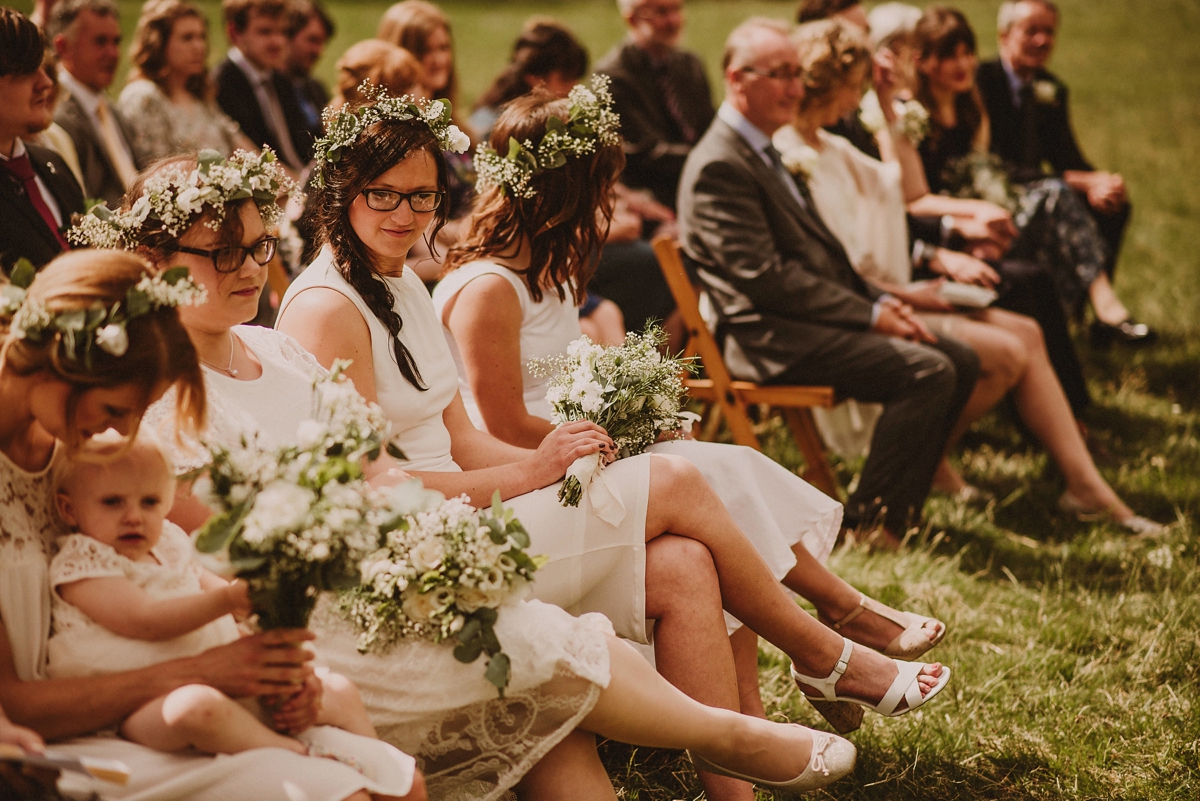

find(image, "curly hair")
[305,115,449,390]
[129,0,210,100]
[793,18,872,109]
[443,90,624,305]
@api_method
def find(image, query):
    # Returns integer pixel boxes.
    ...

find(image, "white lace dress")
[46,524,240,679]
[431,261,843,634]
[0,447,416,800]
[146,322,615,801]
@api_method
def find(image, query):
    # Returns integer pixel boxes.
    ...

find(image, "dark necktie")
[2,153,69,250]
[763,144,807,209]
[1017,82,1041,170]
[654,59,696,145]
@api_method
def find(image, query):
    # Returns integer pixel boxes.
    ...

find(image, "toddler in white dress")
[46,434,379,761]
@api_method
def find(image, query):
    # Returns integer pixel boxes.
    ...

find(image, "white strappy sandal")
[825,594,946,660]
[688,724,857,794]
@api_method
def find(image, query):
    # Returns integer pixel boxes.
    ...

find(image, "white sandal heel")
[826,594,946,660]
[791,638,951,735]
[687,725,857,794]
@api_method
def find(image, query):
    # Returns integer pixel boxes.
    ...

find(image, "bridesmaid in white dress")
[0,250,420,801]
[274,89,951,797]
[87,153,862,801]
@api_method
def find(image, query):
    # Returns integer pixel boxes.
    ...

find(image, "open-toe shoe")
[791,638,951,735]
[688,725,856,794]
[824,594,946,660]
[1058,492,1165,536]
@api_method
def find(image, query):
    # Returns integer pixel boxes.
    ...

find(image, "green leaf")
[385,440,408,460]
[125,288,151,318]
[485,517,507,545]
[455,617,482,643]
[507,520,530,549]
[229,555,267,572]
[9,259,36,289]
[484,652,510,695]
[197,150,224,169]
[453,637,485,663]
[161,266,189,285]
[195,512,240,553]
[490,490,503,518]
[505,137,523,160]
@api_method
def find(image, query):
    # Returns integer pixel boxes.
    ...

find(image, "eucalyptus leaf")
[385,440,408,460]
[484,652,511,694]
[195,512,240,553]
[453,638,485,663]
[9,259,36,289]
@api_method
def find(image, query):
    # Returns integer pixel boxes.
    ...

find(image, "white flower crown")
[1,259,206,364]
[68,149,296,251]
[311,83,471,188]
[473,74,622,200]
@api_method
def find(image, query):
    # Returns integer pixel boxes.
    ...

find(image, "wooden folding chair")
[652,237,841,499]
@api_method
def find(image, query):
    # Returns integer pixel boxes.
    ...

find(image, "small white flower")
[780,145,820,179]
[401,588,441,621]
[176,186,205,214]
[410,537,446,572]
[1033,80,1058,104]
[859,90,886,133]
[296,419,326,450]
[447,126,471,154]
[94,323,128,356]
[245,480,315,534]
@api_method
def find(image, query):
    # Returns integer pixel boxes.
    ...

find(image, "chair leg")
[720,397,763,451]
[782,407,840,499]
[700,403,724,442]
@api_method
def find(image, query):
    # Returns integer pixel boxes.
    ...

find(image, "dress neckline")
[0,438,60,479]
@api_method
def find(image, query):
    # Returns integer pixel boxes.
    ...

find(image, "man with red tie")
[0,9,85,275]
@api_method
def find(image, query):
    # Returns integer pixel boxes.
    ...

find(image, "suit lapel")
[0,167,62,251]
[61,92,122,183]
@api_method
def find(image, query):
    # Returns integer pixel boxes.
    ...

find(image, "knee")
[990,331,1029,386]
[649,453,708,497]
[162,685,230,731]
[321,672,365,712]
[646,534,718,602]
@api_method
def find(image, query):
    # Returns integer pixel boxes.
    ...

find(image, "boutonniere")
[858,90,885,134]
[1033,80,1059,105]
[780,144,820,180]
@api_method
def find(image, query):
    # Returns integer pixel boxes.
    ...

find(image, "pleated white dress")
[431,261,844,633]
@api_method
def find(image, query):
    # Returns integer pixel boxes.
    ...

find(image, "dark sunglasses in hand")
[174,236,280,274]
[361,189,445,213]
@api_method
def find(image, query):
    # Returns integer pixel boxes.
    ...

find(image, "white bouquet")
[529,323,698,514]
[192,363,397,630]
[941,152,1021,213]
[859,91,930,145]
[342,485,542,695]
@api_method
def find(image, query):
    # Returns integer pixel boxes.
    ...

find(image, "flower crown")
[311,83,472,188]
[473,74,622,200]
[1,258,206,365]
[68,149,296,251]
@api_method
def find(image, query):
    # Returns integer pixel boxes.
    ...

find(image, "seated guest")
[32,53,86,187]
[0,9,84,273]
[796,0,868,30]
[284,0,334,139]
[118,0,255,165]
[213,0,313,174]
[775,19,1159,532]
[596,0,715,210]
[49,0,139,206]
[329,39,425,108]
[678,18,980,543]
[979,1,1131,286]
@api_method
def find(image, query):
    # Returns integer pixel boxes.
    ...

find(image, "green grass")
[19,0,1200,797]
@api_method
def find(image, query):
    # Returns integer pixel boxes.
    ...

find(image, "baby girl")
[47,433,375,758]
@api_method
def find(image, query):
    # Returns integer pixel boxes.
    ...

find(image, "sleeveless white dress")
[0,446,416,801]
[431,261,844,624]
[146,321,615,801]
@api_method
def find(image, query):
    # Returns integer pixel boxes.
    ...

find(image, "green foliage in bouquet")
[343,487,544,695]
[941,152,1022,213]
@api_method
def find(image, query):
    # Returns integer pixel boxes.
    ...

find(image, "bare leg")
[645,535,753,801]
[729,626,766,719]
[579,299,626,346]
[316,671,377,738]
[514,730,616,801]
[122,685,305,755]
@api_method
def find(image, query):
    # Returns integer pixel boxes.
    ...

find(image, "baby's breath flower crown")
[68,149,295,251]
[0,258,206,367]
[473,74,622,200]
[311,83,472,189]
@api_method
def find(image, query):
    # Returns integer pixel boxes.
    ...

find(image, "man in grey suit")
[48,0,139,206]
[678,18,979,540]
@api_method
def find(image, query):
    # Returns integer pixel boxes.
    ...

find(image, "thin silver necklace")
[199,331,239,377]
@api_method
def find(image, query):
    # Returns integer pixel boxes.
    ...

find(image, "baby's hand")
[226,579,254,621]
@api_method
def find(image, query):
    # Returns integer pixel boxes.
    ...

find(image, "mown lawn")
[22,0,1200,797]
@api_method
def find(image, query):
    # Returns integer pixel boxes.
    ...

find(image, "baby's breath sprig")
[473,74,622,199]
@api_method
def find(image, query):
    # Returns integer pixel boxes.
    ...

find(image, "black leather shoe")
[1090,319,1158,348]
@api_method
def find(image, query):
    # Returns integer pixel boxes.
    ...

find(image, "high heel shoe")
[1057,491,1165,536]
[791,638,951,735]
[1089,318,1157,349]
[824,595,946,660]
[688,725,856,794]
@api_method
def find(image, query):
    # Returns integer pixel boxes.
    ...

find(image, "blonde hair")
[55,428,175,497]
[793,18,872,109]
[0,250,206,455]
[331,39,424,108]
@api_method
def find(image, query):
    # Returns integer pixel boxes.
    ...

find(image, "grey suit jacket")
[53,90,138,206]
[677,116,880,382]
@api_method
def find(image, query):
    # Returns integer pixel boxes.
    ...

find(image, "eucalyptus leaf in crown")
[473,74,622,199]
[68,149,296,251]
[311,83,471,188]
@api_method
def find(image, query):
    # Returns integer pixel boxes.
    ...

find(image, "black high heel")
[1089,319,1157,348]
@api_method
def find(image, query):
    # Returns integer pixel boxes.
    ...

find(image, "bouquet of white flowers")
[529,323,698,513]
[192,363,398,630]
[342,485,542,695]
[941,152,1021,213]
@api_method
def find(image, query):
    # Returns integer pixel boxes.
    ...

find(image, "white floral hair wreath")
[0,258,206,367]
[310,83,472,188]
[473,74,622,200]
[68,149,296,251]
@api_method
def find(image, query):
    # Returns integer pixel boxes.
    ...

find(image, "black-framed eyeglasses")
[360,189,445,213]
[173,236,279,274]
[741,65,804,82]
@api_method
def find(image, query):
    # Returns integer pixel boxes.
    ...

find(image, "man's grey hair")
[867,3,921,50]
[47,0,119,39]
[722,16,792,72]
[997,0,1059,34]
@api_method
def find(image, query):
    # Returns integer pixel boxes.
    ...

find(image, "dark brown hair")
[222,0,288,34]
[915,6,983,143]
[443,90,624,305]
[306,115,449,390]
[0,8,46,77]
[129,0,210,100]
[475,19,588,112]
[287,0,334,39]
[796,0,861,24]
[0,250,206,454]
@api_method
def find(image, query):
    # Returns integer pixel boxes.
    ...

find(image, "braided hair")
[307,116,449,390]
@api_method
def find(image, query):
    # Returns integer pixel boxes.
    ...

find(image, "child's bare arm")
[57,576,251,642]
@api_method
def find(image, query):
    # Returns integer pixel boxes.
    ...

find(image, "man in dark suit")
[48,0,139,207]
[978,0,1130,278]
[678,18,979,539]
[0,9,86,274]
[213,0,313,174]
[284,0,333,142]
[595,0,715,210]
